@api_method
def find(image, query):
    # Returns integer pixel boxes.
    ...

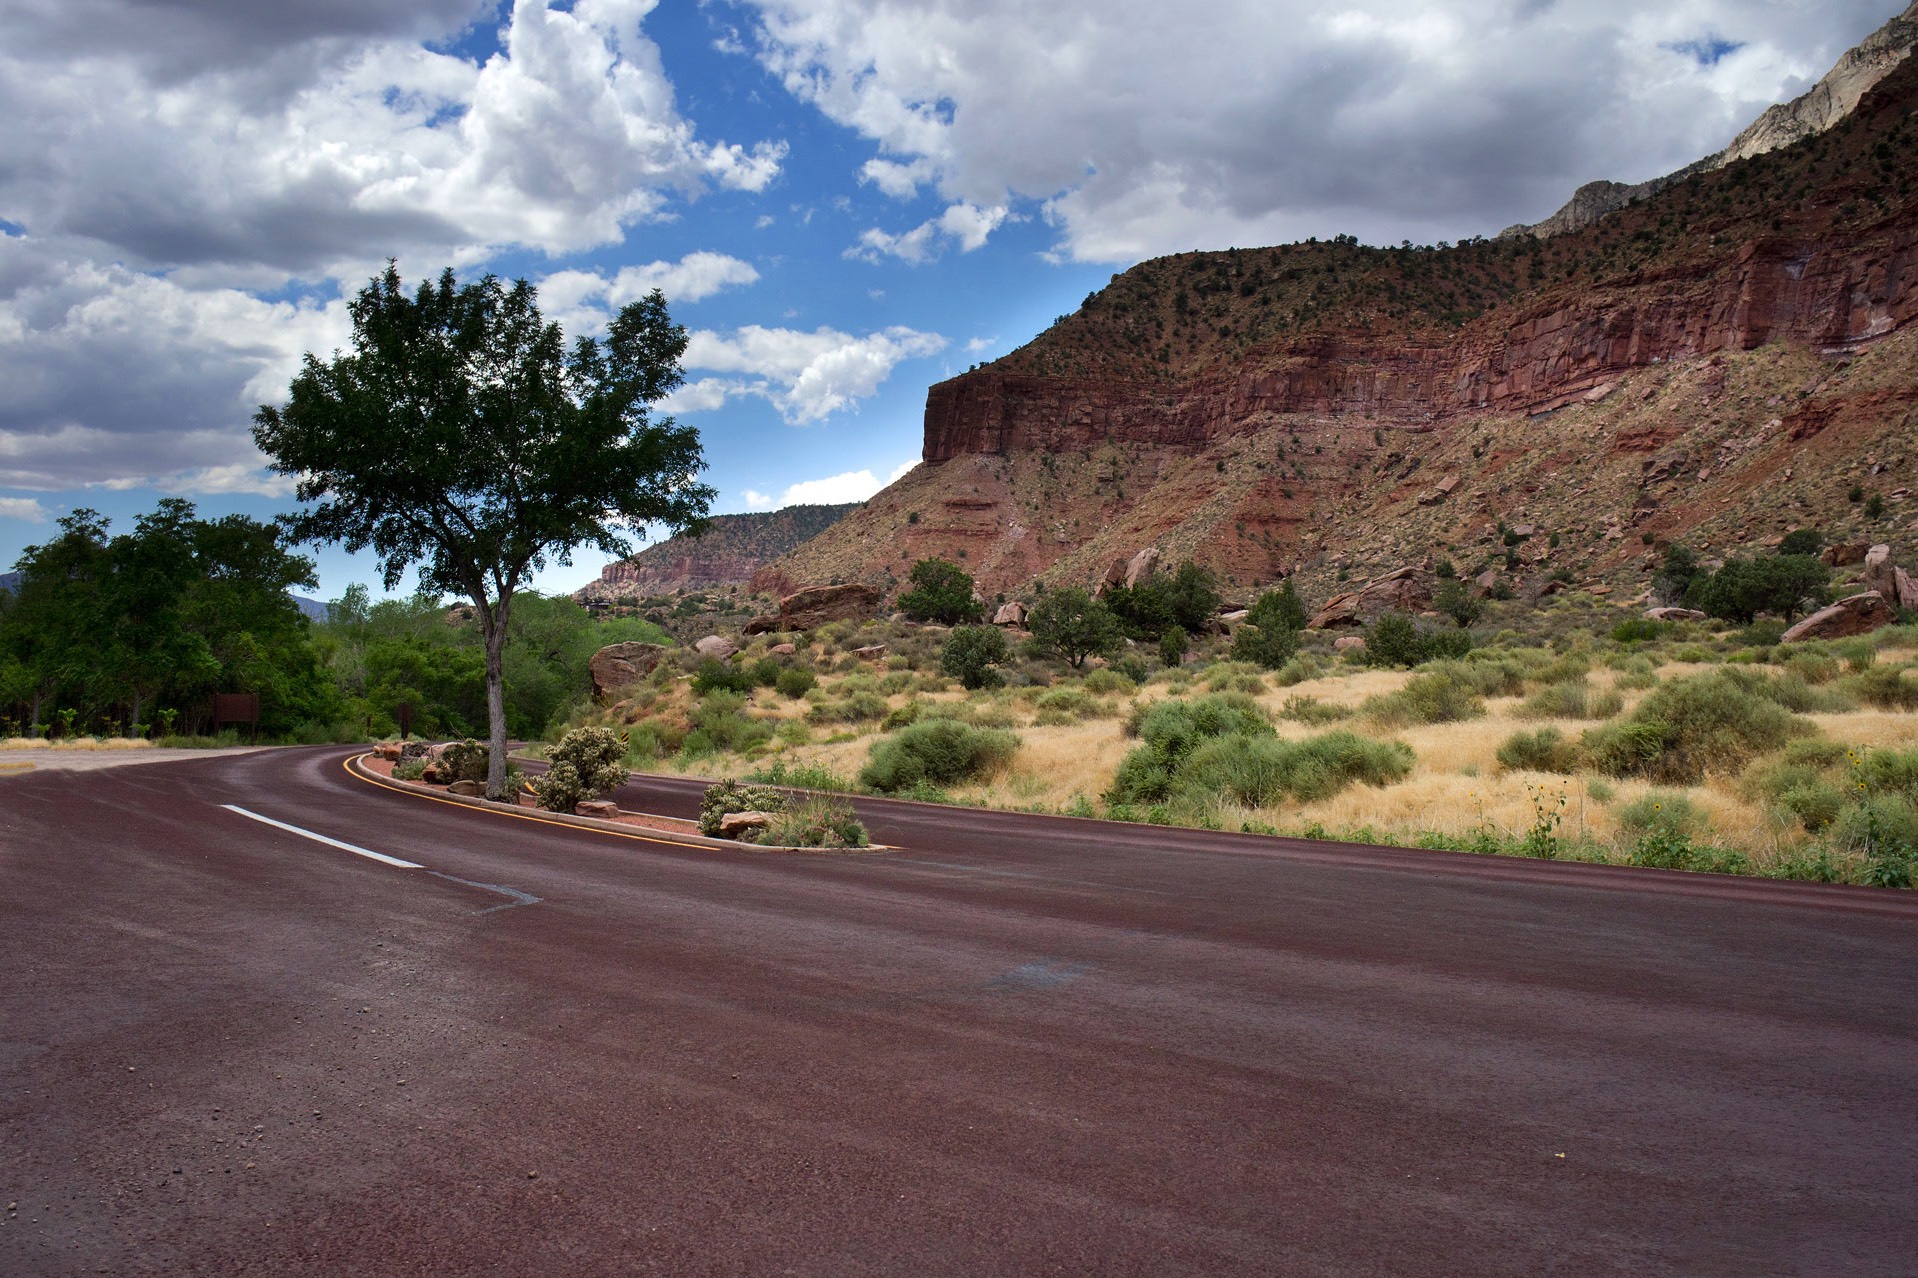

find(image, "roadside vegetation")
[558,555,1917,889]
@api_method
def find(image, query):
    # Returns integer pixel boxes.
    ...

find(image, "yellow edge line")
[342,754,890,854]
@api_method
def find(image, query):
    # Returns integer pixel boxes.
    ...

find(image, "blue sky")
[0,0,1902,602]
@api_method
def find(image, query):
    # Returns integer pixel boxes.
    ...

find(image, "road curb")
[345,753,877,854]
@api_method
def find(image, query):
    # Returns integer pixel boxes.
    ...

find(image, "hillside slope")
[577,504,856,601]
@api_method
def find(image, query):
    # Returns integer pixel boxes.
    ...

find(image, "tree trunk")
[129,688,144,738]
[481,595,511,800]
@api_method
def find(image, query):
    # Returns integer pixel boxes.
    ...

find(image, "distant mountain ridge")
[1500,2,1918,240]
[0,570,20,595]
[574,504,858,601]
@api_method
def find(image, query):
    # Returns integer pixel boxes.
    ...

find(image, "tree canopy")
[255,264,712,796]
[1026,587,1123,669]
[897,558,983,624]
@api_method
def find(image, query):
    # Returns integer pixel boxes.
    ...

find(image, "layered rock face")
[574,504,855,601]
[924,216,1918,463]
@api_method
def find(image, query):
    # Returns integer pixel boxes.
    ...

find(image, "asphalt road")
[2,746,1915,1276]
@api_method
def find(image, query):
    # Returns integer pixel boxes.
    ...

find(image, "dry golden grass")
[0,736,155,752]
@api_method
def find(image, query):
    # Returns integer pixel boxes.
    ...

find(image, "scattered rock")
[1781,591,1898,641]
[1821,542,1869,567]
[575,800,620,819]
[852,644,889,661]
[1862,544,1897,598]
[992,601,1028,627]
[717,810,774,839]
[589,642,669,701]
[1334,636,1368,655]
[694,635,739,660]
[1124,547,1161,589]
[1645,607,1707,622]
[1219,609,1250,626]
[743,583,884,634]
[768,643,798,657]
[1307,566,1428,629]
[447,780,485,797]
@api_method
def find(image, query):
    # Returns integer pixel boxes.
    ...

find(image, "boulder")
[575,800,620,819]
[1899,566,1918,611]
[743,583,884,634]
[1219,609,1250,627]
[1474,570,1500,592]
[1645,607,1707,622]
[589,641,669,701]
[1862,545,1897,599]
[717,810,774,839]
[1818,537,1864,564]
[1124,547,1161,589]
[447,779,485,797]
[768,643,798,656]
[1781,591,1898,642]
[1334,636,1368,656]
[694,634,739,660]
[1307,567,1427,629]
[992,600,1028,627]
[852,644,889,662]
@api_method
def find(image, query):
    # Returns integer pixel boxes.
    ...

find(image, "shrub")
[393,757,427,781]
[1516,680,1592,720]
[534,726,630,813]
[897,558,983,624]
[1364,668,1486,726]
[1279,694,1353,725]
[1611,618,1666,644]
[1024,587,1123,669]
[759,794,869,848]
[691,657,756,696]
[1204,661,1267,694]
[439,738,489,783]
[698,779,786,836]
[683,690,774,756]
[1847,664,1918,710]
[1032,686,1110,725]
[1497,727,1581,774]
[1109,694,1274,804]
[806,691,890,724]
[775,666,816,699]
[858,719,1021,793]
[1763,673,1854,714]
[1364,611,1472,668]
[1231,584,1309,668]
[1271,653,1323,687]
[1083,668,1136,696]
[1159,627,1189,667]
[1583,670,1810,783]
[1173,730,1414,806]
[941,624,1010,690]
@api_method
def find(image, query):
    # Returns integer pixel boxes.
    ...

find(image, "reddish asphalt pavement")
[2,746,1915,1275]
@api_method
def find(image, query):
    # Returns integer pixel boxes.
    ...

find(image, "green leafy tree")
[940,624,1009,689]
[1434,577,1484,629]
[1026,587,1123,669]
[1653,544,1702,606]
[1231,583,1309,669]
[1696,555,1831,624]
[1777,529,1823,558]
[1105,561,1221,641]
[255,264,712,797]
[897,558,983,624]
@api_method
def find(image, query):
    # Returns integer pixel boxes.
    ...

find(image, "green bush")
[1271,653,1323,687]
[534,726,630,813]
[1364,668,1486,726]
[1109,694,1275,804]
[682,690,774,756]
[1847,664,1918,710]
[1611,618,1666,644]
[1032,685,1111,725]
[1083,668,1136,696]
[940,624,1010,690]
[1173,731,1414,806]
[858,719,1021,793]
[393,757,427,781]
[1364,611,1472,668]
[439,738,489,783]
[1497,727,1581,774]
[775,666,817,699]
[758,794,869,848]
[691,657,756,696]
[897,558,983,624]
[1279,694,1353,725]
[1582,669,1811,783]
[698,779,787,836]
[806,691,890,724]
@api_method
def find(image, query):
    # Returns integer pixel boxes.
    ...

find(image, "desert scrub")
[1109,694,1276,804]
[392,757,427,781]
[806,690,889,724]
[439,738,490,784]
[1761,672,1855,714]
[774,666,816,699]
[1081,667,1137,696]
[1363,667,1486,727]
[1031,686,1115,726]
[1279,694,1353,725]
[1496,727,1581,774]
[759,794,870,849]
[858,719,1021,794]
[1203,661,1267,694]
[1845,663,1918,710]
[534,726,630,814]
[1516,679,1624,721]
[680,691,775,758]
[698,779,787,836]
[1269,653,1324,687]
[1582,669,1811,784]
[1173,731,1414,807]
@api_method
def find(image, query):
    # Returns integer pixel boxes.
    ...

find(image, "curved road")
[2,747,1915,1275]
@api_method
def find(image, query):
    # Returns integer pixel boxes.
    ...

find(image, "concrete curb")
[346,753,880,855]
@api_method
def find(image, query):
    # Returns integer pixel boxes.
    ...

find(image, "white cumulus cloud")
[684,324,947,421]
[0,497,48,523]
[742,458,918,509]
[745,0,1899,260]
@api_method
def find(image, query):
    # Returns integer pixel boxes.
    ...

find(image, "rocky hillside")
[576,504,856,602]
[761,40,1918,608]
